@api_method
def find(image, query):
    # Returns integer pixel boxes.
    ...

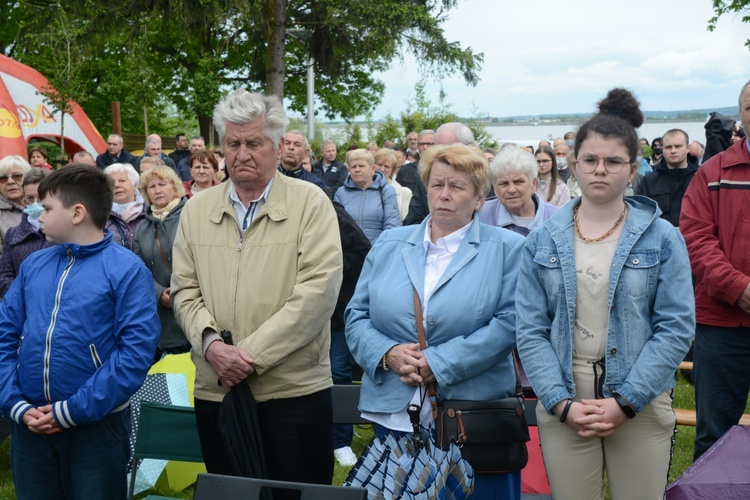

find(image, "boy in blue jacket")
[0,165,160,500]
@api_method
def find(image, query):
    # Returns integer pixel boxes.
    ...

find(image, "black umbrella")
[703,111,735,163]
[217,330,270,489]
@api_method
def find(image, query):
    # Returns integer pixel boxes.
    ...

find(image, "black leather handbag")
[413,290,530,474]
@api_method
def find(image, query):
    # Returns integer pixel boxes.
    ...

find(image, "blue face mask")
[566,140,574,147]
[23,201,43,220]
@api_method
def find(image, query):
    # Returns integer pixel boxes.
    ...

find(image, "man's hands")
[385,343,436,386]
[159,288,172,308]
[205,341,254,388]
[736,282,750,315]
[23,404,60,435]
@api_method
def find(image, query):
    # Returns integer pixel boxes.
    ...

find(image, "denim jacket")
[516,196,694,414]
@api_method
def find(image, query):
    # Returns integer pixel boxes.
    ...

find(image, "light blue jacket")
[345,213,525,414]
[333,170,401,244]
[480,192,559,237]
[516,196,694,414]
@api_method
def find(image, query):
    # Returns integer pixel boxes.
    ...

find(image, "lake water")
[485,121,709,147]
[325,121,712,147]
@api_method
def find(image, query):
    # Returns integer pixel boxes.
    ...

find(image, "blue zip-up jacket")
[334,170,401,244]
[516,196,695,414]
[0,231,160,428]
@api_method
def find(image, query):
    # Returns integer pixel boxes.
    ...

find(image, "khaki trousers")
[536,367,675,500]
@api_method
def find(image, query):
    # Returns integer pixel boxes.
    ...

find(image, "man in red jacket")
[680,79,750,460]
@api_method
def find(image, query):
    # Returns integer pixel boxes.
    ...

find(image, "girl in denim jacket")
[516,89,694,500]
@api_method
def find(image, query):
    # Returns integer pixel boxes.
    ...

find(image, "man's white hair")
[213,89,289,151]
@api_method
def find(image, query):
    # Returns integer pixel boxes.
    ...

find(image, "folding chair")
[331,384,369,425]
[129,401,204,500]
[193,473,368,500]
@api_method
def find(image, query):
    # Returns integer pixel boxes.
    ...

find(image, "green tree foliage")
[4,0,482,140]
[400,81,457,135]
[373,114,404,147]
[28,3,89,162]
[708,0,750,48]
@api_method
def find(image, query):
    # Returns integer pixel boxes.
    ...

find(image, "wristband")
[381,354,390,371]
[559,398,573,423]
[612,392,637,418]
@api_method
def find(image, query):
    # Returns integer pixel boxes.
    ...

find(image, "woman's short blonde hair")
[0,156,32,177]
[373,148,399,176]
[346,148,374,166]
[420,144,491,198]
[139,165,185,201]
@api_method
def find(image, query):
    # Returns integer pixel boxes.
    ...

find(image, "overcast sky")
[358,0,750,120]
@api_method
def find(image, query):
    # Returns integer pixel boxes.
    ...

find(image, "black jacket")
[277,165,329,196]
[311,159,348,196]
[331,201,371,330]
[635,158,699,227]
[396,162,429,225]
[95,150,137,170]
[168,148,191,166]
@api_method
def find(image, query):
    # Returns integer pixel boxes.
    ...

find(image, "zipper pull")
[236,242,242,251]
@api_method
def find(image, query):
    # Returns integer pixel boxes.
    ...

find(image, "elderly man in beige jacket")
[171,89,343,486]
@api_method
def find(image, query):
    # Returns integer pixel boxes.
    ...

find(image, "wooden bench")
[674,361,750,426]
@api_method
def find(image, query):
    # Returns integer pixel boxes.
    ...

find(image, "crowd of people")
[0,80,746,500]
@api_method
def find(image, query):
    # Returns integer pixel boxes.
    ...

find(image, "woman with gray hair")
[104,162,146,251]
[0,156,31,256]
[481,145,559,236]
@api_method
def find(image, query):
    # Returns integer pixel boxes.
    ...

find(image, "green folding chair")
[129,401,204,500]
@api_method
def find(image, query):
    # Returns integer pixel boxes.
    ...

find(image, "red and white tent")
[0,54,105,159]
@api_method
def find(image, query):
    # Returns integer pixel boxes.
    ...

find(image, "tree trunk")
[198,115,219,146]
[265,0,287,98]
[143,104,149,136]
[59,110,66,167]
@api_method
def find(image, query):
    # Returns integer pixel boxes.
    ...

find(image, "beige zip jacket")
[171,172,343,403]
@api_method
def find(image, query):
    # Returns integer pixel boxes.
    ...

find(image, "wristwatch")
[612,392,636,419]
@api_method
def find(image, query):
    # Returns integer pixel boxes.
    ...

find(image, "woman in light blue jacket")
[346,144,525,499]
[516,89,694,500]
[334,149,401,243]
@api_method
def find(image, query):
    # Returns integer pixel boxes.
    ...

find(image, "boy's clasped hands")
[22,405,61,435]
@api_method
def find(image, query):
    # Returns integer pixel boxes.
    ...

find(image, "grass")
[0,375,746,499]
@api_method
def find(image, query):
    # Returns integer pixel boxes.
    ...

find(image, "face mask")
[565,140,574,147]
[23,201,43,220]
[653,147,663,156]
[557,157,568,169]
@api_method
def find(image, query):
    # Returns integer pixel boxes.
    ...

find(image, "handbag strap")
[413,289,439,419]
[412,288,525,417]
[154,229,173,272]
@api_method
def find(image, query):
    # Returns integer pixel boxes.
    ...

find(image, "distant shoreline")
[485,118,716,127]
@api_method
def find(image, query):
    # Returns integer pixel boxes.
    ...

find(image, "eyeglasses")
[418,142,434,147]
[575,154,630,173]
[537,159,552,165]
[0,173,24,184]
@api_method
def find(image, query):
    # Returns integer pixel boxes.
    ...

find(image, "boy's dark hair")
[38,164,113,230]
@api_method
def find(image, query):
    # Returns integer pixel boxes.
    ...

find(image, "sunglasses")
[0,173,24,184]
